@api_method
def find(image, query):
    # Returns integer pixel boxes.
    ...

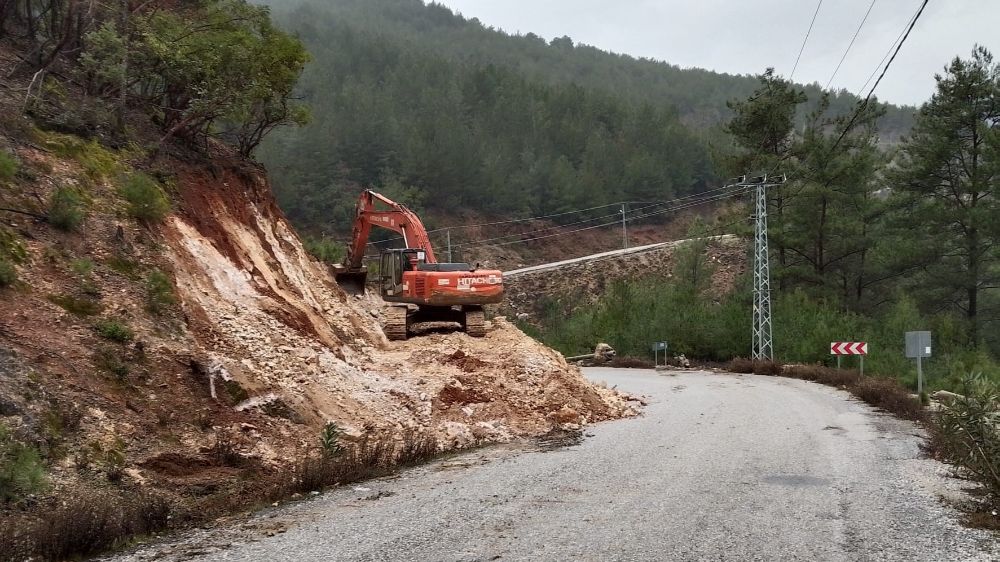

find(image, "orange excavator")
[334,190,504,340]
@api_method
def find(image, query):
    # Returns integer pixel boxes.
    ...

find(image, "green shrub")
[106,256,141,280]
[93,347,129,380]
[119,173,169,224]
[49,294,103,316]
[0,151,18,183]
[304,237,345,264]
[48,186,86,231]
[40,132,120,180]
[94,318,133,342]
[0,259,16,287]
[0,423,48,503]
[70,258,100,295]
[932,374,1000,505]
[70,258,94,277]
[145,269,176,314]
[319,421,343,458]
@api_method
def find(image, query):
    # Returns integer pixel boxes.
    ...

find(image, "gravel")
[108,369,998,562]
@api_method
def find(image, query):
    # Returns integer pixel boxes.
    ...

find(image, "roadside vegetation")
[930,376,1000,515]
[0,428,438,562]
[530,47,1000,519]
[538,47,1000,396]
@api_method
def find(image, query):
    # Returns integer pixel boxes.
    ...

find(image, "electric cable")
[790,0,824,80]
[444,185,737,249]
[453,187,753,251]
[830,0,929,153]
[858,2,920,94]
[826,0,877,89]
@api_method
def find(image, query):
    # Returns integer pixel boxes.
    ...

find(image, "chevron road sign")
[830,342,868,355]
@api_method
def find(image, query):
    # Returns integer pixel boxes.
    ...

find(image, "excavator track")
[464,308,486,338]
[383,306,409,341]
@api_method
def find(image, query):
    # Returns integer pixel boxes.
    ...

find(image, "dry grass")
[727,357,782,375]
[607,356,655,369]
[730,361,924,422]
[752,359,783,376]
[0,489,172,562]
[783,364,862,387]
[0,432,441,562]
[728,357,754,373]
[850,377,926,422]
[965,511,1000,530]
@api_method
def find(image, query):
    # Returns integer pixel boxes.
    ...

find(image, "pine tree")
[893,46,1000,345]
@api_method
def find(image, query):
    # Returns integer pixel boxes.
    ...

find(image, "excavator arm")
[335,190,437,292]
[342,190,437,270]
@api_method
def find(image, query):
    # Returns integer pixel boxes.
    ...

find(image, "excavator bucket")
[332,265,368,295]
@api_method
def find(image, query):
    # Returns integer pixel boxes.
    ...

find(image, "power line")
[790,0,824,81]
[408,185,738,251]
[454,187,753,251]
[365,191,722,248]
[830,0,929,153]
[447,186,740,250]
[858,3,920,94]
[426,201,627,233]
[825,0,877,89]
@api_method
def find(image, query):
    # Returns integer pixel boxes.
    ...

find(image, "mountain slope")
[258,0,916,240]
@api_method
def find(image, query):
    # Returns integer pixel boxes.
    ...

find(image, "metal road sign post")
[831,342,869,377]
[651,341,667,367]
[905,331,932,394]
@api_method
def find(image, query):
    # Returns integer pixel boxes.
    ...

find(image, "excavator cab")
[378,249,424,297]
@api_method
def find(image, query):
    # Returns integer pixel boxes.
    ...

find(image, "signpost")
[905,331,932,394]
[651,341,668,367]
[831,341,869,376]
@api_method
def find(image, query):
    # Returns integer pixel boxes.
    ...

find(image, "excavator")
[333,190,504,341]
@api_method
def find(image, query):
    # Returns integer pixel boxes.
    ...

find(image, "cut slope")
[0,137,636,514]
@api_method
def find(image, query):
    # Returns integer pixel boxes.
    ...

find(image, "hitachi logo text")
[458,275,501,287]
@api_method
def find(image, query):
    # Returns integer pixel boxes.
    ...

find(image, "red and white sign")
[831,342,868,355]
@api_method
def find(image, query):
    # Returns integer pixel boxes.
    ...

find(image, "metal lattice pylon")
[725,174,785,361]
[752,180,773,361]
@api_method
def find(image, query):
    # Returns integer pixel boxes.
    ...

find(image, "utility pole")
[447,229,453,263]
[729,174,785,361]
[621,203,628,250]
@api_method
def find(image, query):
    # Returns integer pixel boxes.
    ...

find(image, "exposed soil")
[0,122,637,527]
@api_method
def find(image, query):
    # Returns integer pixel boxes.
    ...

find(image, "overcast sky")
[434,0,998,107]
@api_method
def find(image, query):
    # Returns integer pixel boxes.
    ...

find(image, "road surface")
[110,369,996,561]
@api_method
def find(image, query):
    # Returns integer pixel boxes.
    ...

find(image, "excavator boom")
[343,191,436,270]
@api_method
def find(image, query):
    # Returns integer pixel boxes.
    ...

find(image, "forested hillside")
[542,47,1000,389]
[257,0,915,237]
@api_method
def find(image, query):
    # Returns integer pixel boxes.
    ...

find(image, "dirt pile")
[164,162,635,449]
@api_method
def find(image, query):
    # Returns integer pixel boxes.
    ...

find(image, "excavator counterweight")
[334,190,504,340]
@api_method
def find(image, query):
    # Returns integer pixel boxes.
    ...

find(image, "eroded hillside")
[0,127,637,556]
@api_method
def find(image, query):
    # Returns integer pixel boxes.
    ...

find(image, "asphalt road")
[110,369,997,561]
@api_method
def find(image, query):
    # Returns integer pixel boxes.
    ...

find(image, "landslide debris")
[0,126,636,542]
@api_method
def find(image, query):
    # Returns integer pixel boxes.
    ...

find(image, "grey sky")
[434,1,999,107]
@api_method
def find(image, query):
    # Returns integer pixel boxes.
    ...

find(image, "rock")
[548,405,582,425]
[931,390,964,403]
[593,343,616,363]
